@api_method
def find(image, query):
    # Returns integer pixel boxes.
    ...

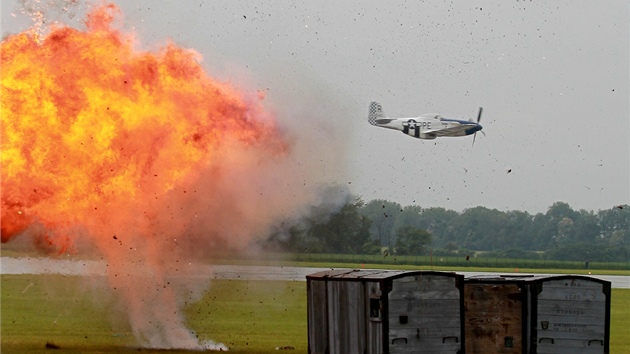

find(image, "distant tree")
[504,210,535,250]
[573,209,600,244]
[307,198,371,254]
[531,213,556,250]
[608,231,630,261]
[393,205,424,230]
[362,238,382,255]
[447,206,501,251]
[344,199,630,259]
[418,207,459,247]
[394,226,432,255]
[360,199,402,250]
[546,201,579,221]
[599,206,630,244]
[599,206,630,261]
[556,217,575,246]
[444,242,459,251]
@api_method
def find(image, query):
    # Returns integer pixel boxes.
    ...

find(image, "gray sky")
[2,0,629,214]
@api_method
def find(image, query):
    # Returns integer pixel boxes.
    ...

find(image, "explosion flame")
[2,2,301,349]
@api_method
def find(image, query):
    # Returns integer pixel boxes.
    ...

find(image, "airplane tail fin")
[368,101,386,125]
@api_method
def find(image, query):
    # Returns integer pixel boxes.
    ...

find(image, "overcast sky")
[2,0,628,214]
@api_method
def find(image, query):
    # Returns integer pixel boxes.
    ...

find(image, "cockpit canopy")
[419,113,443,120]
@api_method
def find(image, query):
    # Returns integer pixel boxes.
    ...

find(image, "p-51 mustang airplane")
[368,101,484,143]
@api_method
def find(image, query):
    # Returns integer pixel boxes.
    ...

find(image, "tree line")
[266,197,630,262]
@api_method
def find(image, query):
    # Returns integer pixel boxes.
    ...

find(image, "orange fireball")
[1,3,287,250]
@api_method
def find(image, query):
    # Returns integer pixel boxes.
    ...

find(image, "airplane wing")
[374,118,396,125]
[425,125,469,137]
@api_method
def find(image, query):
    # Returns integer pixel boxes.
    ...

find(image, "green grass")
[184,279,306,352]
[1,274,135,353]
[2,273,628,353]
[1,274,306,353]
[611,289,630,353]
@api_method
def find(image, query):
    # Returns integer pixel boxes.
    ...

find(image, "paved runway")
[2,257,628,289]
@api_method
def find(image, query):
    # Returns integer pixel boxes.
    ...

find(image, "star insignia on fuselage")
[403,121,417,128]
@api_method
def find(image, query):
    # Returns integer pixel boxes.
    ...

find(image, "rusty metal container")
[464,275,610,354]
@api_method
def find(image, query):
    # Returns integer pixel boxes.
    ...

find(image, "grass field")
[1,274,307,353]
[610,288,630,353]
[1,272,629,353]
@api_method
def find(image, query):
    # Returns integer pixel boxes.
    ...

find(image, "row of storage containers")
[306,270,610,354]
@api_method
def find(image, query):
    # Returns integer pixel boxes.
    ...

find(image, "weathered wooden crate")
[464,275,610,354]
[307,269,465,354]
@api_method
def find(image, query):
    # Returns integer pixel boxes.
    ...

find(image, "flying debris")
[368,102,483,142]
[45,342,61,350]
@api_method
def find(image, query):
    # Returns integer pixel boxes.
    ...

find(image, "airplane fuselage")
[372,114,482,140]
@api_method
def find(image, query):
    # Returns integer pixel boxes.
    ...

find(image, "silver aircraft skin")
[368,101,483,142]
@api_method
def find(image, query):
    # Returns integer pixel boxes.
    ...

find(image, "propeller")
[472,107,483,146]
